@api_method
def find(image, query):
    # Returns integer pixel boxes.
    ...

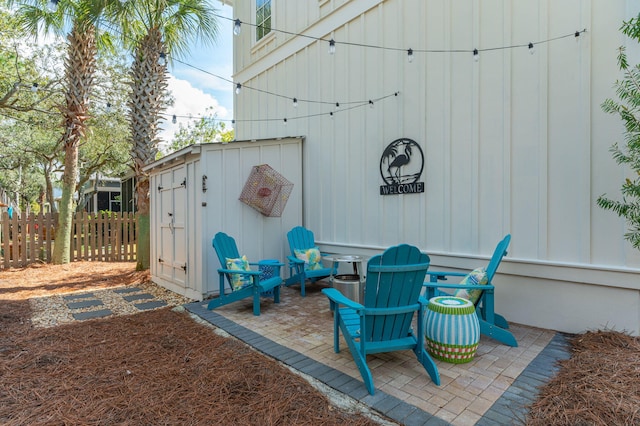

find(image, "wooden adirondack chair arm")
[248,261,285,267]
[322,288,363,310]
[423,282,495,291]
[286,255,304,265]
[217,268,261,276]
[427,270,468,281]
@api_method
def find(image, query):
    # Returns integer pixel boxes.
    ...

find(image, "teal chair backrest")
[362,244,430,342]
[213,232,240,273]
[485,234,511,282]
[287,226,317,253]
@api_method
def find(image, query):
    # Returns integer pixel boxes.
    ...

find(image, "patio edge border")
[184,302,570,425]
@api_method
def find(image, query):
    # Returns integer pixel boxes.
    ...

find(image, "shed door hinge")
[181,263,187,273]
[180,178,186,187]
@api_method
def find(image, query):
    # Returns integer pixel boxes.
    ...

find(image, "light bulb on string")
[329,112,334,119]
[31,82,38,92]
[369,100,374,109]
[528,42,535,55]
[159,52,166,66]
[283,118,287,126]
[328,39,336,55]
[293,98,298,108]
[106,102,111,112]
[48,0,59,12]
[473,49,479,62]
[407,48,414,63]
[235,83,241,95]
[335,102,340,110]
[233,19,242,36]
[172,115,177,124]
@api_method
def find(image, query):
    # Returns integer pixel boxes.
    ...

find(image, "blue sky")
[160,3,234,140]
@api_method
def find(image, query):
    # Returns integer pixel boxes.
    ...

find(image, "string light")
[214,12,585,58]
[106,102,111,112]
[328,39,336,55]
[163,91,399,126]
[31,82,38,92]
[528,42,535,54]
[293,97,298,108]
[159,52,166,66]
[233,19,242,36]
[407,48,414,63]
[97,18,586,127]
[172,115,177,124]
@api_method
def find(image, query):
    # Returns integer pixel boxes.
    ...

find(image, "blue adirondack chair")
[322,244,440,395]
[423,235,517,347]
[208,232,283,316]
[285,226,337,296]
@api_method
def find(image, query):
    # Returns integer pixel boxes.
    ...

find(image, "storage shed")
[144,137,303,300]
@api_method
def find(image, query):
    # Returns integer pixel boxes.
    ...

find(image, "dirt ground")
[1,262,639,425]
[0,262,383,426]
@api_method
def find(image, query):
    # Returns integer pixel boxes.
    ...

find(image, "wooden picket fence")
[0,211,138,269]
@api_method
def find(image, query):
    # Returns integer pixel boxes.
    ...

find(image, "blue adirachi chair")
[208,232,282,316]
[322,244,440,395]
[285,226,337,296]
[423,234,517,347]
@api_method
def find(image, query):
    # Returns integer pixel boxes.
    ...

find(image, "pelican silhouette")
[387,143,412,183]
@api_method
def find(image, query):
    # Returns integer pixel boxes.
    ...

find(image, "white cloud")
[159,75,229,143]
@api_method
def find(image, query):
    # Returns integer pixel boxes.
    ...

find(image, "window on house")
[256,0,271,41]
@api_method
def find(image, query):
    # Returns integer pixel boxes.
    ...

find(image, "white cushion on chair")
[226,255,251,290]
[453,267,488,304]
[294,247,323,270]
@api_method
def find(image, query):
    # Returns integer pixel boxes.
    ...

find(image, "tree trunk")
[44,163,57,214]
[52,21,97,264]
[129,28,168,270]
[53,144,78,263]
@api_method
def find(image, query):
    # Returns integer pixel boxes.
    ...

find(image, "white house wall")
[230,0,640,334]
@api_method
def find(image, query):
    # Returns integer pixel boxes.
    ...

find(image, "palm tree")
[9,0,111,263]
[106,0,220,270]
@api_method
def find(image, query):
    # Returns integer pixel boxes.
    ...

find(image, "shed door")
[156,165,187,287]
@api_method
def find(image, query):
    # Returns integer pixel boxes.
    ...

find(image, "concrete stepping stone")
[63,293,95,301]
[67,299,104,309]
[72,309,112,321]
[113,287,142,294]
[134,300,167,311]
[122,293,154,302]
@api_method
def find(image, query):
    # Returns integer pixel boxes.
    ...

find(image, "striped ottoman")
[424,296,480,364]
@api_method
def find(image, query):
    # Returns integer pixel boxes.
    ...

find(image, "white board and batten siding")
[146,138,303,301]
[230,0,640,334]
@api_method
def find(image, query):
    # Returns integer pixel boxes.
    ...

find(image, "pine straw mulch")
[0,262,383,426]
[527,330,640,425]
